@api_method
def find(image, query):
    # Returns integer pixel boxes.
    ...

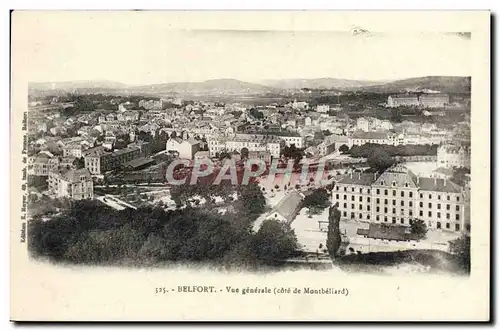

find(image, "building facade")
[333,164,468,232]
[437,144,471,169]
[48,168,94,200]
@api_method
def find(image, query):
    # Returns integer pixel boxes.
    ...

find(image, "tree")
[303,188,330,214]
[339,144,349,154]
[253,219,298,264]
[409,218,428,240]
[450,167,470,187]
[449,234,470,273]
[326,203,341,260]
[367,148,395,172]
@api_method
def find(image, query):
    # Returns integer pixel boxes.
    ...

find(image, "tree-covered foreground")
[28,183,301,269]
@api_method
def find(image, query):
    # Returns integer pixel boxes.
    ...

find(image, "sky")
[14,11,472,85]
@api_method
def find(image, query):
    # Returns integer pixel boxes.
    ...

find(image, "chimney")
[350,172,353,179]
[358,172,361,179]
[444,179,447,187]
[434,177,437,186]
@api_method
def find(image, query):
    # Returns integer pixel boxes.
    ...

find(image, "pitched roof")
[54,168,92,183]
[350,131,388,140]
[337,172,377,186]
[417,177,462,193]
[373,164,418,188]
[270,190,304,223]
[357,223,415,241]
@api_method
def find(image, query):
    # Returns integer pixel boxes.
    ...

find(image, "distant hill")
[29,79,279,97]
[29,80,128,92]
[259,78,384,90]
[358,76,471,94]
[126,79,279,96]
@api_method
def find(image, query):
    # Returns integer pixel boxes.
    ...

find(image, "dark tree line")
[28,197,298,268]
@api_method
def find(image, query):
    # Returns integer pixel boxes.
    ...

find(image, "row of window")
[340,205,461,220]
[341,211,461,231]
[336,186,460,202]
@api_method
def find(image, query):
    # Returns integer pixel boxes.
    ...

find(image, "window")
[420,193,423,198]
[401,201,405,207]
[401,191,405,197]
[428,211,432,217]
[376,215,380,221]
[419,210,423,217]
[401,218,405,224]
[351,204,355,209]
[409,210,413,217]
[446,204,450,210]
[455,224,460,231]
[456,205,460,212]
[360,188,363,194]
[343,203,347,208]
[455,214,460,221]
[367,205,371,211]
[384,207,388,213]
[393,190,396,196]
[336,186,339,191]
[437,222,441,229]
[367,189,371,194]
[351,187,355,192]
[429,194,432,199]
[438,195,441,200]
[392,181,396,187]
[456,197,460,202]
[447,195,450,201]
[384,189,388,195]
[409,201,413,207]
[376,207,380,212]
[437,212,441,218]
[405,183,409,188]
[392,217,396,224]
[336,194,339,199]
[343,211,347,217]
[384,199,388,205]
[376,189,380,194]
[446,213,450,219]
[359,196,362,202]
[376,198,380,204]
[359,205,363,210]
[381,181,385,186]
[367,214,371,220]
[351,196,355,201]
[392,200,396,206]
[419,202,423,208]
[392,208,396,214]
[437,203,441,210]
[428,203,432,208]
[351,213,355,219]
[384,216,387,222]
[446,223,450,229]
[367,197,371,203]
[359,213,363,219]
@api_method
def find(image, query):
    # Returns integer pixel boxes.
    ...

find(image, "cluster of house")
[387,93,450,108]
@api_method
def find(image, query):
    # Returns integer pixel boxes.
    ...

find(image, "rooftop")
[270,190,305,224]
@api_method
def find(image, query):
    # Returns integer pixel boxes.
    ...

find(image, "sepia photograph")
[10,10,490,321]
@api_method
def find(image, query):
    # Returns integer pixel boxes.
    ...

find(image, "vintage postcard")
[10,11,490,321]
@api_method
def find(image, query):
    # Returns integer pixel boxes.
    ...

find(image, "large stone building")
[48,168,94,200]
[207,134,281,158]
[387,93,450,108]
[437,144,471,169]
[333,164,469,232]
[387,94,419,108]
[419,94,450,108]
[83,145,142,175]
